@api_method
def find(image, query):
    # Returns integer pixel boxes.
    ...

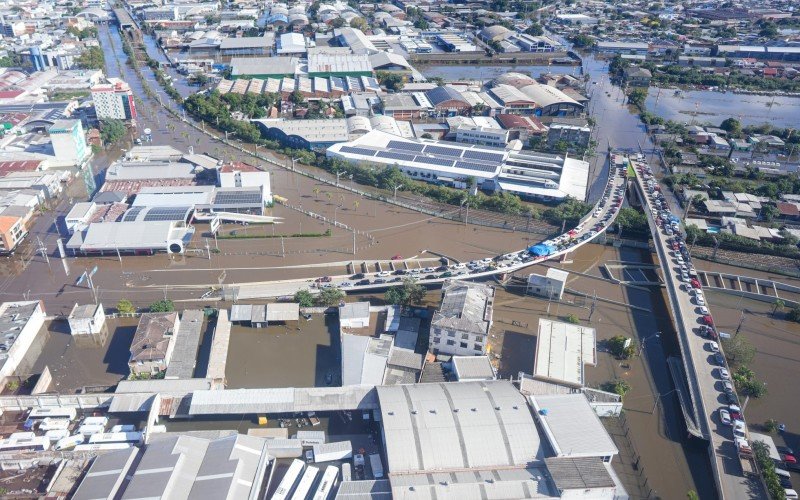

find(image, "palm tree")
[325,192,332,202]
[353,200,360,211]
[313,187,320,200]
[773,299,785,318]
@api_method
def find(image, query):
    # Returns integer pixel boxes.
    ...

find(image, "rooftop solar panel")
[142,207,191,222]
[424,145,463,158]
[454,161,498,173]
[376,151,416,162]
[463,150,505,163]
[122,206,144,222]
[414,156,454,168]
[213,191,263,205]
[340,146,377,156]
[387,141,424,153]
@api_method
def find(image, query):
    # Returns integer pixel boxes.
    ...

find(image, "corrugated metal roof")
[376,381,542,474]
[544,457,615,490]
[189,386,378,414]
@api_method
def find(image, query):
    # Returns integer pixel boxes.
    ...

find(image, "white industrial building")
[67,303,106,336]
[66,220,195,255]
[327,130,590,201]
[527,268,569,300]
[339,302,370,329]
[533,319,597,388]
[430,280,494,357]
[374,381,626,498]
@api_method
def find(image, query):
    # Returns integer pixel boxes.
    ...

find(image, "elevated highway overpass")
[630,158,765,499]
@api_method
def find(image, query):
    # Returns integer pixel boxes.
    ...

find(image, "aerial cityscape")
[0,0,797,498]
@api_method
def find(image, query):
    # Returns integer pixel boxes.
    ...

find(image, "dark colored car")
[393,269,407,275]
[356,279,370,286]
[351,273,365,280]
[439,272,453,278]
[315,276,332,283]
[714,352,725,366]
[425,274,436,280]
[436,266,448,272]
[779,446,795,456]
[373,278,386,284]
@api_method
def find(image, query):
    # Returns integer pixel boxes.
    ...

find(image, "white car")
[733,421,746,438]
[695,295,706,306]
[481,258,493,264]
[453,263,466,270]
[708,341,719,353]
[698,306,709,315]
[718,367,730,380]
[376,271,390,277]
[719,408,732,426]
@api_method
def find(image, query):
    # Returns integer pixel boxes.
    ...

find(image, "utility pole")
[281,236,285,258]
[36,237,51,272]
[205,238,211,260]
[393,184,403,201]
[336,171,342,187]
[353,229,357,255]
[588,290,597,321]
[735,310,746,336]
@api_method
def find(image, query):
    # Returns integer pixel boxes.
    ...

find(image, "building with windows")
[48,119,89,165]
[430,280,494,356]
[527,268,568,300]
[0,301,45,381]
[0,215,27,254]
[128,312,181,375]
[91,78,137,121]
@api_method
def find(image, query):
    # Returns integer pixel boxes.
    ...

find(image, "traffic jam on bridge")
[299,155,629,295]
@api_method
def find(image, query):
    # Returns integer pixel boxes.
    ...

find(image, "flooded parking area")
[15,318,136,393]
[224,314,341,389]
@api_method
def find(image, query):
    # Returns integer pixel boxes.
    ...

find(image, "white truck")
[369,454,384,479]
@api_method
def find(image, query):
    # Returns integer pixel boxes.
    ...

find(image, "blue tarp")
[529,244,555,256]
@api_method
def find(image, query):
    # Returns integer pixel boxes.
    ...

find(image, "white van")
[785,489,798,500]
[775,468,791,479]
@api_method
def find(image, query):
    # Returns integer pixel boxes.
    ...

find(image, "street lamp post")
[638,331,661,356]
[393,184,403,201]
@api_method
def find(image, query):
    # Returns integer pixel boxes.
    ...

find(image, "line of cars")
[305,157,629,293]
[636,158,768,482]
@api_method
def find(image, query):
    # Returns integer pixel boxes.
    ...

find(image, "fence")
[604,412,659,499]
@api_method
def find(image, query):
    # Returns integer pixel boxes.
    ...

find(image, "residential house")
[128,312,181,375]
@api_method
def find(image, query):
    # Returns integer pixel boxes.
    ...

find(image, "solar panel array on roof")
[214,191,262,205]
[387,141,424,153]
[463,150,505,162]
[377,151,416,162]
[143,207,190,222]
[415,156,454,168]
[424,145,463,158]
[455,161,498,173]
[340,146,377,156]
[122,206,144,222]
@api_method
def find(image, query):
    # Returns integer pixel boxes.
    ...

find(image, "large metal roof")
[189,386,378,414]
[376,381,543,474]
[530,394,619,459]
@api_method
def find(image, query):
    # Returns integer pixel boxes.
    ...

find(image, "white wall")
[0,301,45,379]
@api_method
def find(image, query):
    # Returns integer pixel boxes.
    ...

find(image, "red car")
[783,454,798,464]
[703,315,714,326]
[691,279,701,289]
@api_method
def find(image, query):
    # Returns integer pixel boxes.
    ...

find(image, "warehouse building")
[66,220,195,255]
[430,280,494,357]
[327,130,590,201]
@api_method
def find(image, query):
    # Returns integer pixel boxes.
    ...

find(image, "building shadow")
[497,330,536,379]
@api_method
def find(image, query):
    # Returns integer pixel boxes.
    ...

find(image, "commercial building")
[48,119,89,166]
[72,434,269,499]
[66,220,195,255]
[254,118,353,150]
[342,333,392,386]
[533,319,597,388]
[530,393,618,460]
[623,66,652,87]
[307,50,373,78]
[0,301,45,382]
[230,56,300,79]
[327,130,591,201]
[430,280,494,356]
[527,268,568,300]
[595,41,649,56]
[128,311,181,376]
[91,78,137,121]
